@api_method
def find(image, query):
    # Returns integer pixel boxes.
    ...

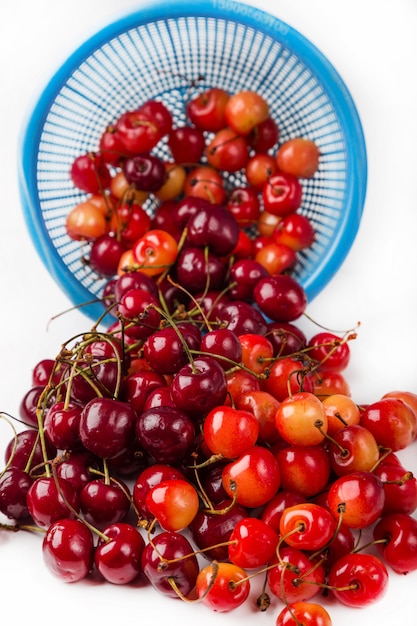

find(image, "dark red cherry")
[95,522,145,584]
[42,518,94,582]
[228,259,269,301]
[186,203,240,257]
[170,356,228,417]
[0,467,33,521]
[132,464,186,522]
[266,321,307,357]
[26,476,80,529]
[79,479,131,529]
[141,531,199,598]
[89,233,126,278]
[168,125,206,164]
[175,246,227,294]
[216,300,268,336]
[135,405,195,465]
[43,401,82,450]
[4,428,56,472]
[253,274,307,322]
[78,397,137,459]
[123,154,166,192]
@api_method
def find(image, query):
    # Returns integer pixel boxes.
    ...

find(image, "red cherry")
[203,405,260,459]
[196,561,250,612]
[373,512,417,574]
[42,518,94,582]
[328,552,389,607]
[228,517,279,569]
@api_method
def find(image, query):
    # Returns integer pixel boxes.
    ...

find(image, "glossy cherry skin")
[189,499,248,562]
[175,246,227,294]
[328,552,389,607]
[360,397,417,451]
[18,385,47,428]
[260,490,307,534]
[4,428,56,472]
[42,518,94,582]
[196,561,250,612]
[43,401,82,450]
[199,328,242,370]
[186,87,230,132]
[122,369,167,414]
[170,356,228,418]
[141,530,200,598]
[275,392,328,447]
[216,300,268,337]
[274,445,331,498]
[26,476,80,529]
[265,321,307,357]
[95,522,145,584]
[227,258,268,301]
[307,331,351,373]
[373,460,417,515]
[135,406,195,465]
[145,478,199,532]
[55,451,98,494]
[236,390,281,446]
[79,397,137,459]
[279,502,337,551]
[373,512,417,574]
[267,546,326,603]
[143,324,201,375]
[79,479,131,529]
[0,467,33,520]
[327,424,380,476]
[262,356,314,402]
[327,470,385,529]
[186,202,240,257]
[132,464,186,522]
[228,516,279,569]
[276,602,332,626]
[222,445,281,508]
[89,233,126,278]
[168,125,206,164]
[226,186,261,228]
[203,405,259,459]
[262,171,303,216]
[253,274,307,323]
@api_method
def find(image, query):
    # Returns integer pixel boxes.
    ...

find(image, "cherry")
[184,165,226,204]
[265,321,307,357]
[99,125,126,166]
[260,491,307,534]
[238,333,273,375]
[262,355,314,402]
[196,561,250,612]
[145,478,199,532]
[203,405,260,459]
[4,428,56,472]
[132,464,186,522]
[206,127,249,172]
[227,258,268,301]
[276,602,332,626]
[255,241,297,275]
[360,396,417,451]
[253,274,307,323]
[216,300,268,337]
[228,516,279,569]
[43,401,82,451]
[373,512,417,574]
[115,107,164,155]
[236,389,281,446]
[186,202,240,257]
[222,445,281,508]
[327,423,380,476]
[247,115,279,152]
[143,325,200,375]
[275,392,328,447]
[19,385,48,428]
[78,397,137,459]
[245,152,277,190]
[327,470,385,529]
[42,518,94,582]
[141,530,199,598]
[328,552,389,608]
[170,356,228,418]
[95,522,145,584]
[275,137,320,179]
[89,233,126,277]
[79,478,131,529]
[70,151,111,194]
[0,467,33,521]
[321,393,360,435]
[123,153,166,192]
[224,89,269,135]
[26,475,80,529]
[110,201,151,247]
[225,186,261,228]
[31,358,62,387]
[135,405,195,465]
[225,369,261,406]
[117,288,162,339]
[307,331,351,373]
[55,451,98,494]
[189,499,248,562]
[114,269,159,301]
[122,369,167,414]
[186,87,230,132]
[274,445,331,498]
[175,246,227,294]
[267,546,326,604]
[262,172,303,216]
[279,502,337,551]
[199,328,242,370]
[373,460,417,515]
[168,125,206,164]
[138,99,173,137]
[272,212,315,251]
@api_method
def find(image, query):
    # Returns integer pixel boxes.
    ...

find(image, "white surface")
[1,0,417,624]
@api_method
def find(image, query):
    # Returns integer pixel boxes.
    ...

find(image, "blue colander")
[18,0,367,321]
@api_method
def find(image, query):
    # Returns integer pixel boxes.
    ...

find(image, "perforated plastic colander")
[18,0,367,322]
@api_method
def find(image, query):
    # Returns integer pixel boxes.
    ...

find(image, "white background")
[1,1,417,624]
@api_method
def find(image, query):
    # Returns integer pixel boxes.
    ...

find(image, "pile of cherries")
[1,86,417,626]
